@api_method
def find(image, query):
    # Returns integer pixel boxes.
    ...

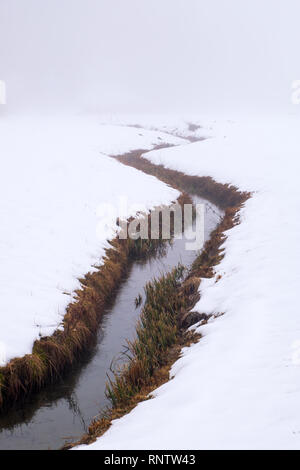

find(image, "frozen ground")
[0,115,184,364]
[78,114,300,450]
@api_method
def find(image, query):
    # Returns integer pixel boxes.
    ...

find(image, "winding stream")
[0,188,221,450]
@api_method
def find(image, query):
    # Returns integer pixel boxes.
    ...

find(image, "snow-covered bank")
[0,116,182,364]
[78,115,300,450]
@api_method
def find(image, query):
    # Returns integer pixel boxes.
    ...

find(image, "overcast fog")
[0,0,299,115]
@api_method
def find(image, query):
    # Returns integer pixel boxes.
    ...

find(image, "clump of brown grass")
[113,149,250,210]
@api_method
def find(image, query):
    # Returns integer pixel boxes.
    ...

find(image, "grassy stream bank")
[65,149,250,448]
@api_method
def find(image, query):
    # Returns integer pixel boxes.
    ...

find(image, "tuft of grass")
[189,207,239,278]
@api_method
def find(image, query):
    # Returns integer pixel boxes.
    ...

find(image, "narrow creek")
[0,169,222,450]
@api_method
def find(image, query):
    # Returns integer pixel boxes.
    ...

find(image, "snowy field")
[0,115,184,364]
[2,112,300,449]
[78,114,300,450]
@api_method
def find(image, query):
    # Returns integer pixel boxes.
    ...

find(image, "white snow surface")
[78,115,300,450]
[0,115,182,364]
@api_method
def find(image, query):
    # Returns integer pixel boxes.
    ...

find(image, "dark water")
[0,197,222,450]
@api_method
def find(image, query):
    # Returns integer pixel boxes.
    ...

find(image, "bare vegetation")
[113,148,249,210]
[106,265,186,408]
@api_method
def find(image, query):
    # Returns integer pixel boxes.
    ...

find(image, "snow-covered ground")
[78,114,300,450]
[2,112,300,449]
[0,115,183,364]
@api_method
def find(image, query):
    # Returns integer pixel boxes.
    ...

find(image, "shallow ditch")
[0,129,250,450]
[0,195,222,450]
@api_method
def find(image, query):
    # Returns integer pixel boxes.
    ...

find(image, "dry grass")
[105,265,185,408]
[113,148,250,210]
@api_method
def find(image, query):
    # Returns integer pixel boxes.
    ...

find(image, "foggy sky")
[0,0,299,114]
